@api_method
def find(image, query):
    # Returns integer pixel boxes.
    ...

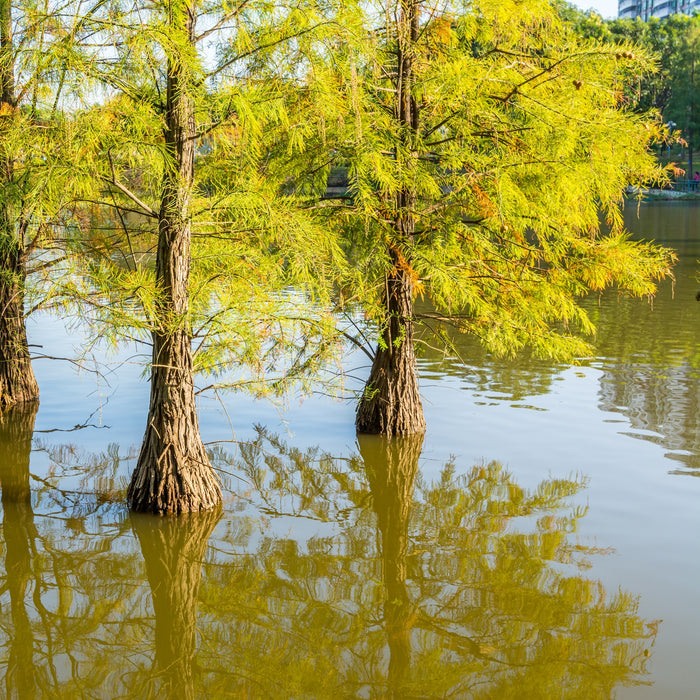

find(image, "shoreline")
[625,187,700,201]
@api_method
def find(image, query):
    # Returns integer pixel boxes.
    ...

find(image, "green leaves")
[305,0,674,362]
[2,0,678,410]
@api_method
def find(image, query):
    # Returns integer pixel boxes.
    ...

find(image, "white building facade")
[619,0,700,20]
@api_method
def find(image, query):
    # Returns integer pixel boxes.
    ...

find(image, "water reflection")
[588,203,700,472]
[360,434,421,699]
[131,509,221,699]
[216,431,658,697]
[0,431,658,697]
[0,404,39,699]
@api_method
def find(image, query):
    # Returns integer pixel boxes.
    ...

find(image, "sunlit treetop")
[297,0,674,361]
[37,0,352,399]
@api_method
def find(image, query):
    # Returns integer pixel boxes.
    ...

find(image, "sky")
[572,0,618,18]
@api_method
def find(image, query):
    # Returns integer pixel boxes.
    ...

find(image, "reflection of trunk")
[0,0,39,407]
[0,403,39,699]
[132,508,220,699]
[360,433,423,699]
[356,0,425,437]
[127,0,220,514]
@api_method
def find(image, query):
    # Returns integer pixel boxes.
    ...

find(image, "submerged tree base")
[0,371,39,408]
[0,295,40,408]
[128,332,222,515]
[128,445,222,515]
[356,272,426,437]
[355,358,426,437]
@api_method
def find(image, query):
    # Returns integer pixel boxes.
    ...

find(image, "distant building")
[619,0,700,20]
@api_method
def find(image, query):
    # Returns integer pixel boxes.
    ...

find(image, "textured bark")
[0,0,39,408]
[356,254,425,436]
[360,433,423,699]
[0,403,39,699]
[132,508,220,699]
[356,0,424,436]
[0,238,39,407]
[127,0,220,513]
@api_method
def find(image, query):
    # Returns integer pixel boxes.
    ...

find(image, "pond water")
[2,201,700,698]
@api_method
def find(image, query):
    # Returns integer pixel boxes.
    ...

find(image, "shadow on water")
[0,424,659,698]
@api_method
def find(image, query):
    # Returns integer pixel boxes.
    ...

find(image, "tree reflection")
[0,430,658,698]
[131,509,220,699]
[201,430,658,698]
[360,434,421,699]
[0,428,144,697]
[0,404,39,699]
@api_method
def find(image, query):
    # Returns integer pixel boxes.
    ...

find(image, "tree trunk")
[360,433,423,699]
[132,508,220,699]
[0,238,39,407]
[356,0,424,436]
[356,248,425,436]
[0,403,39,699]
[0,0,39,408]
[127,0,221,514]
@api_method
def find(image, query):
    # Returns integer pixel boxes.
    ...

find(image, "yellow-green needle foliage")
[0,0,93,406]
[300,0,675,435]
[56,0,347,511]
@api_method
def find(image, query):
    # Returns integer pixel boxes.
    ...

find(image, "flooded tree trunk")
[0,0,39,408]
[360,433,423,699]
[356,0,424,436]
[127,0,220,514]
[0,404,39,698]
[355,245,425,436]
[132,509,220,699]
[0,238,39,407]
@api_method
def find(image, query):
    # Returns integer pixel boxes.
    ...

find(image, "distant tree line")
[561,2,700,173]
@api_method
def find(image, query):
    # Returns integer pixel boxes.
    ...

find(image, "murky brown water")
[1,201,699,698]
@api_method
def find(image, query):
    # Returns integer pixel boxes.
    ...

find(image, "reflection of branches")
[204,430,657,698]
[0,405,143,697]
[0,428,658,697]
[32,440,134,509]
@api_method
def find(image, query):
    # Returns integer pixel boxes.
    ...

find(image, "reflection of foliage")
[0,429,657,697]
[582,205,700,472]
[0,408,143,698]
[31,440,134,515]
[203,430,657,698]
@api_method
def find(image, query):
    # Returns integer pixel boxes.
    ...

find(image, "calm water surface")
[2,201,700,698]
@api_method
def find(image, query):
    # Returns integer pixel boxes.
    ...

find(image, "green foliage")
[2,0,680,412]
[42,0,350,400]
[564,7,700,160]
[298,0,674,363]
[0,0,94,276]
